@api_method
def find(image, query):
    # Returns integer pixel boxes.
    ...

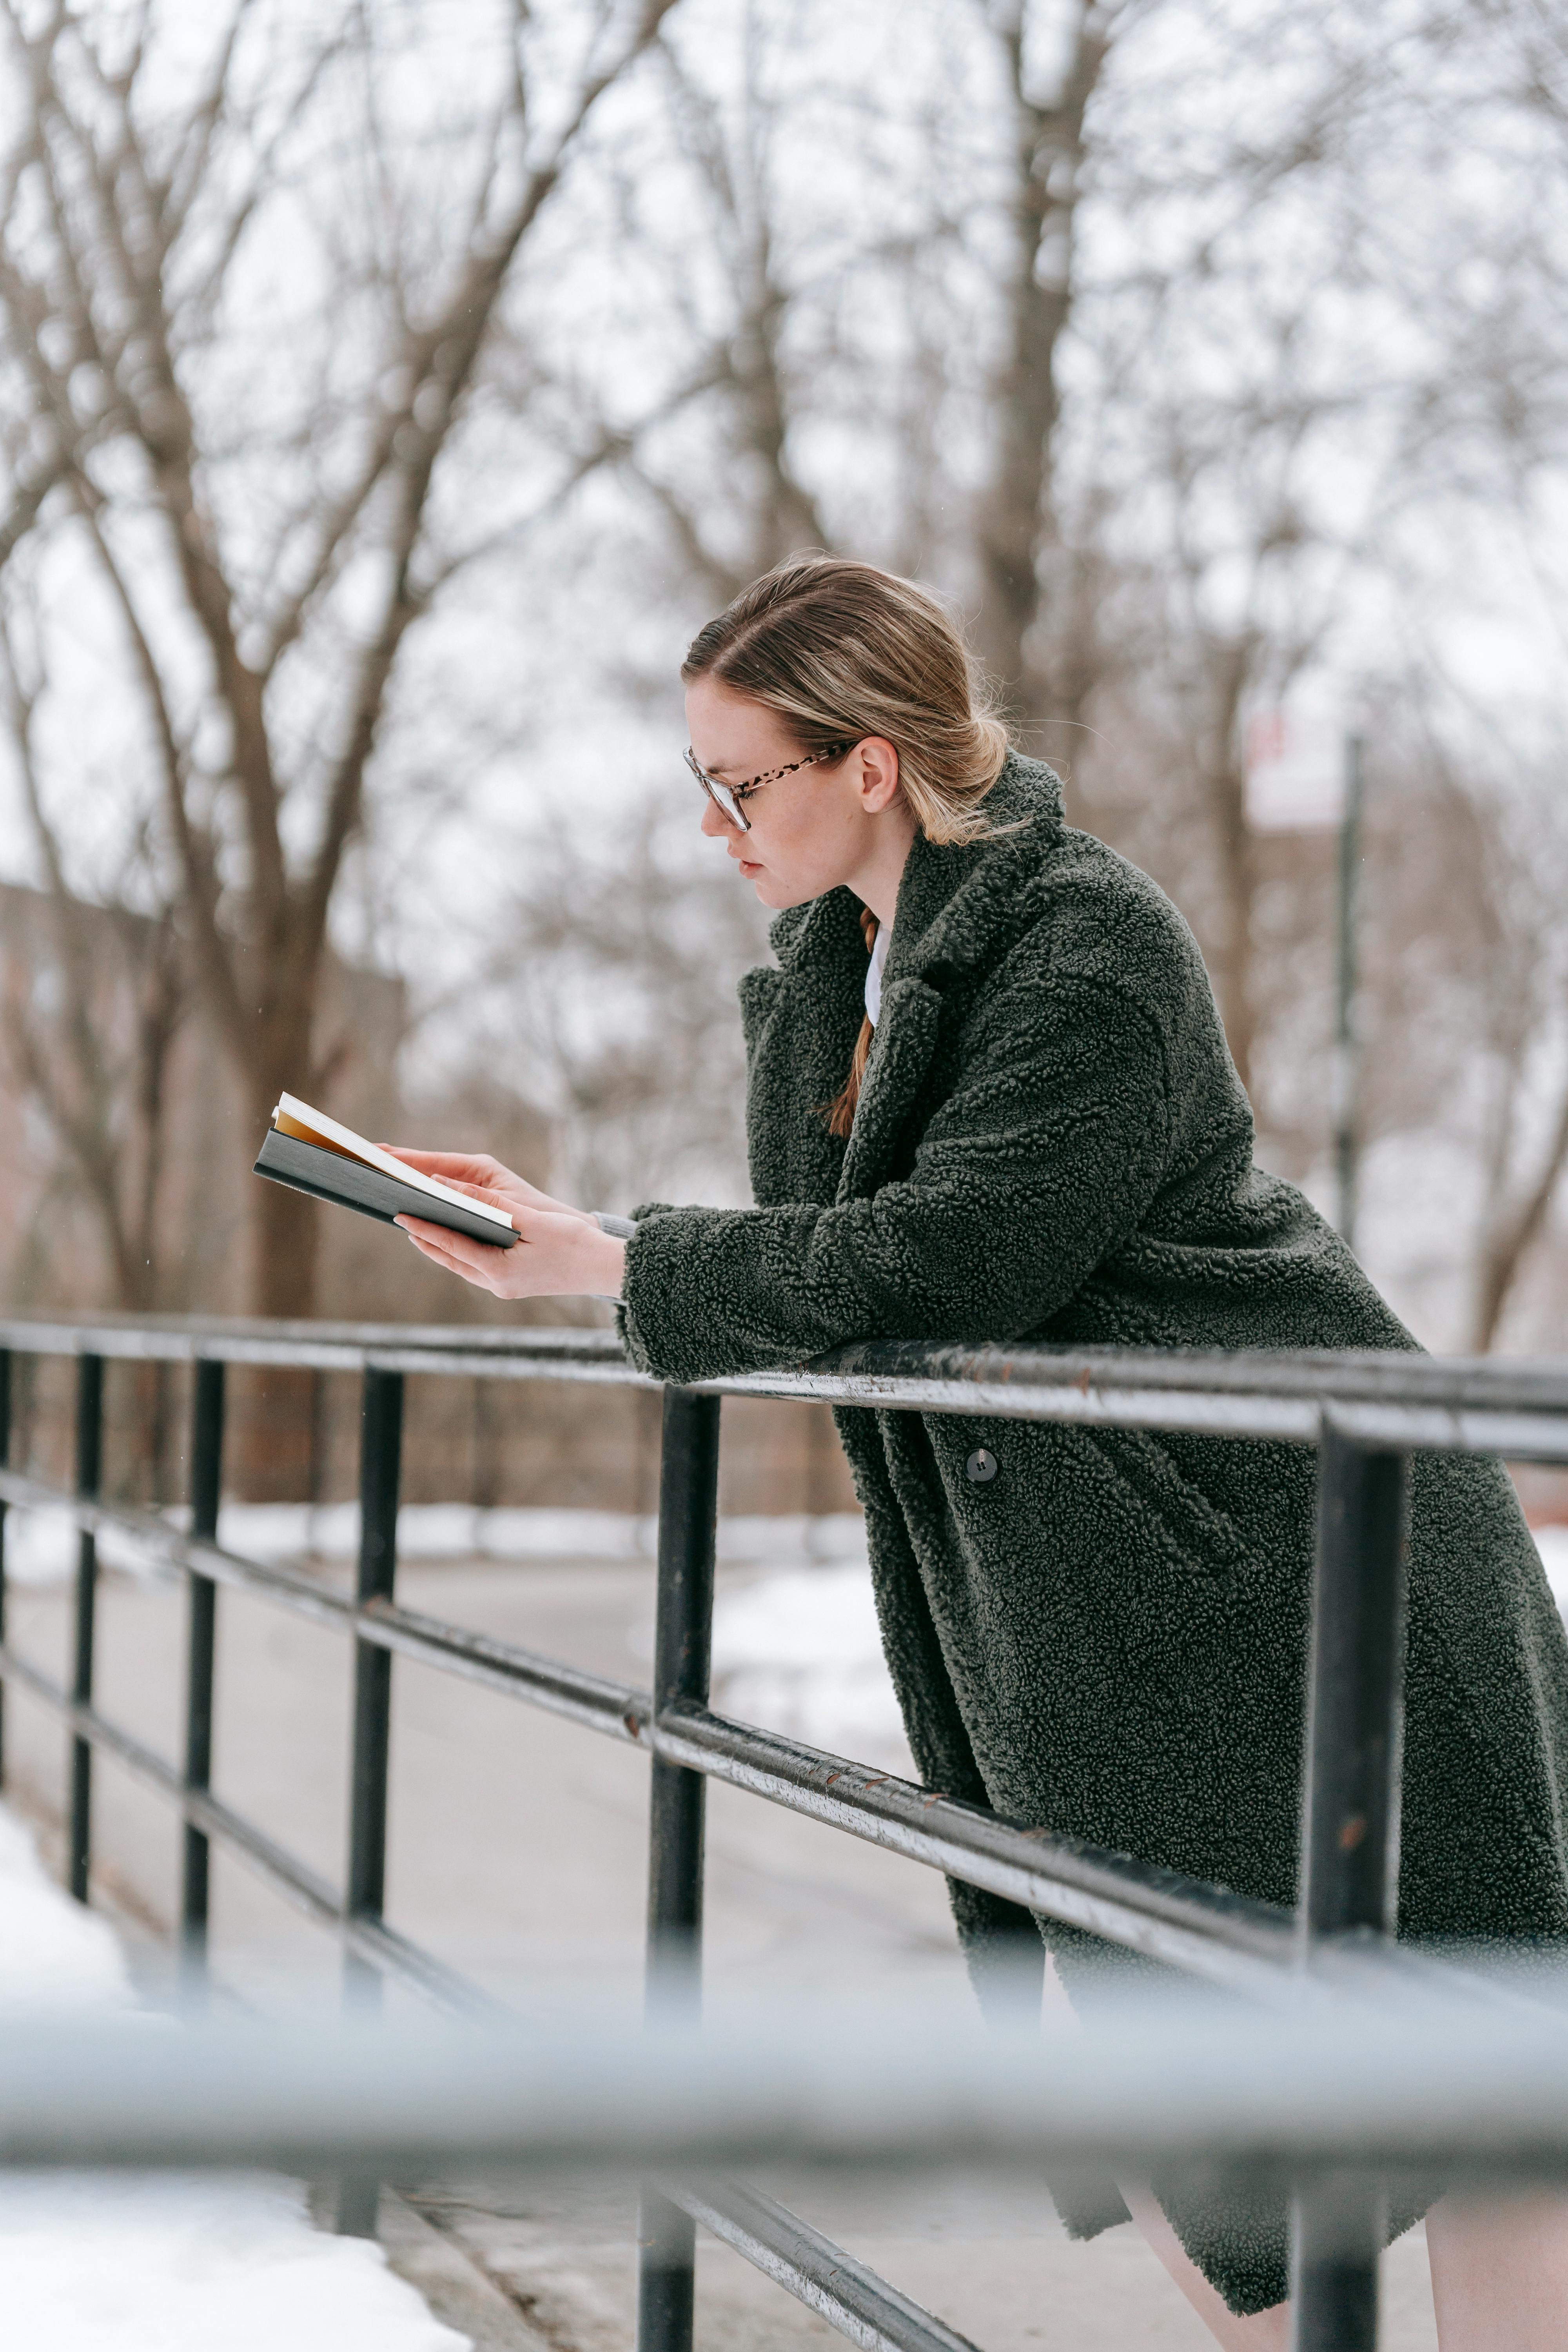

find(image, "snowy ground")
[711,1561,909,1768]
[0,1503,869,1584]
[0,1806,465,2352]
[1535,1525,1568,1613]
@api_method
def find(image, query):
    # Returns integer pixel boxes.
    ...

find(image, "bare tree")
[1051,0,1483,1096]
[967,0,1125,739]
[479,797,769,1214]
[635,24,836,599]
[0,588,187,1310]
[0,0,676,1315]
[1415,755,1568,1352]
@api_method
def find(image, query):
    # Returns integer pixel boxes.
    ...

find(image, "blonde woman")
[394,557,1568,2347]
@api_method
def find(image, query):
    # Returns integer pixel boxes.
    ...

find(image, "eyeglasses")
[684,740,855,833]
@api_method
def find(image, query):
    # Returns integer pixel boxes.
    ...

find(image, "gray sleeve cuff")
[591,1209,636,1303]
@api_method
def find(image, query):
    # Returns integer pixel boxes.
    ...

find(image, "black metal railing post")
[636,1387,721,2352]
[0,1348,10,1789]
[1290,1420,1410,2352]
[69,1354,104,1904]
[336,1365,403,2238]
[180,1360,225,1993]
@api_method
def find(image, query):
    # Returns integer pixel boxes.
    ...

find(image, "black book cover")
[253,1128,519,1248]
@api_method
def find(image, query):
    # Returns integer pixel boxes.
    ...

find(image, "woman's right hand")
[381,1148,598,1228]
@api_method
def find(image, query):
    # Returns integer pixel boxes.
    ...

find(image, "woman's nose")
[699,797,731,839]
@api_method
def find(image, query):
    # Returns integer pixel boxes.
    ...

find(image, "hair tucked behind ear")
[683,555,1012,1135]
[683,554,1010,846]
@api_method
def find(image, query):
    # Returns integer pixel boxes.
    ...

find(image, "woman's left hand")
[396,1184,627,1301]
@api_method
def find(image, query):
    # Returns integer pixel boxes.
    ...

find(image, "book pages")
[272,1094,515,1233]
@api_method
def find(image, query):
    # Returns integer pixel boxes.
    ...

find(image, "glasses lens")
[686,750,747,830]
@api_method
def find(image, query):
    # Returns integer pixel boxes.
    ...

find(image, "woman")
[394,556,1568,2346]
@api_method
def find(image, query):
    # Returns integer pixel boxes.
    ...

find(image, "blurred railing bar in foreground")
[1,1316,1565,2352]
[11,1994,1568,2176]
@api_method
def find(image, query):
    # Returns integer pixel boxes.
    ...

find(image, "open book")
[253,1094,519,1249]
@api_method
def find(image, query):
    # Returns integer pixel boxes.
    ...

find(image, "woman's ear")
[854,736,901,813]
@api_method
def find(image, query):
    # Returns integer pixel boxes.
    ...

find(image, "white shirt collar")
[864,923,889,1027]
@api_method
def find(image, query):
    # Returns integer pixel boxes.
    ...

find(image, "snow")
[711,1560,913,1774]
[0,1805,466,2352]
[1535,1525,1568,1614]
[0,1809,134,2014]
[4,1505,178,1586]
[0,2174,464,2352]
[4,1501,869,1583]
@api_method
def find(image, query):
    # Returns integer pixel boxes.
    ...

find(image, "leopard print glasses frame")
[684,740,855,833]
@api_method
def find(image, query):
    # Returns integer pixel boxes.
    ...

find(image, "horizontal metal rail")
[670,2176,984,2352]
[0,1641,498,2017]
[0,1470,652,1744]
[0,1471,1301,1998]
[657,1700,1298,1997]
[2,1315,1567,1457]
[4,1998,1568,2179]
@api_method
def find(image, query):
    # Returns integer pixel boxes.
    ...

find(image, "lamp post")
[1333,733,1366,1253]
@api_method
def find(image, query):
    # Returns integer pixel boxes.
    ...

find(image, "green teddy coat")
[618,754,1568,2312]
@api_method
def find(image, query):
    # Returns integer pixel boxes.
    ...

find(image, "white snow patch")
[4,1506,176,1586]
[0,1808,134,2014]
[4,1501,868,1582]
[0,1805,467,2352]
[0,2172,464,2352]
[1534,1525,1568,1616]
[711,1560,913,1773]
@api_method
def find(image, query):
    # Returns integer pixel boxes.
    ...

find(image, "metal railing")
[0,1311,1565,2352]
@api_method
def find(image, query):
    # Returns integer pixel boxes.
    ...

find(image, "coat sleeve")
[619,975,1171,1385]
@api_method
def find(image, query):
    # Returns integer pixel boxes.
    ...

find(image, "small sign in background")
[1244,707,1347,833]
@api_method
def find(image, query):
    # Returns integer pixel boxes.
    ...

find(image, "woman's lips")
[737,857,764,877]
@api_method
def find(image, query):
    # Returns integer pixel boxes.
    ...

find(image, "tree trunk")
[1193,641,1259,1102]
[971,1,1112,730]
[239,1096,325,1501]
[237,931,329,1322]
[1212,752,1257,1101]
[1471,1077,1568,1351]
[250,1114,323,1321]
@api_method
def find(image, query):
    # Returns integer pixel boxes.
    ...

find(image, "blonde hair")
[682,555,1011,1133]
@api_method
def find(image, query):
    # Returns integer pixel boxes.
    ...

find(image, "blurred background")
[1,0,1565,1343]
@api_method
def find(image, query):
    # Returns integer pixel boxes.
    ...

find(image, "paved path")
[5,1555,962,2007]
[1,1555,1439,2349]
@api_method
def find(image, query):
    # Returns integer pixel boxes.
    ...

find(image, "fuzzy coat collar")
[764,752,1066,991]
[742,754,1067,1209]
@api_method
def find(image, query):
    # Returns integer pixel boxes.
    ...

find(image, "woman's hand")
[394,1182,627,1301]
[382,1148,595,1228]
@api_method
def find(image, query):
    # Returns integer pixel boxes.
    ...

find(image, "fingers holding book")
[252,1095,626,1297]
[381,1150,595,1227]
[395,1199,627,1301]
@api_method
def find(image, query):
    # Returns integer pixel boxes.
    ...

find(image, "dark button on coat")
[619,755,1568,2314]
